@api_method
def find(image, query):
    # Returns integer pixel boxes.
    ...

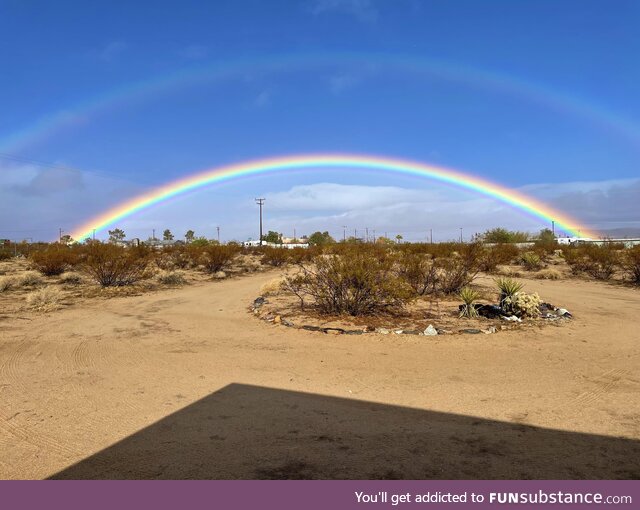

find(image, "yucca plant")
[495,277,524,311]
[459,286,481,318]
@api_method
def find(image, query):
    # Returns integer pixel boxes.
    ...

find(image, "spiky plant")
[495,277,524,310]
[459,286,481,318]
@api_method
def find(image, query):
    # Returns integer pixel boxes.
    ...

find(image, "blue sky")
[1,0,639,241]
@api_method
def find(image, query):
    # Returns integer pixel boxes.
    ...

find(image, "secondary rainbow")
[71,154,597,241]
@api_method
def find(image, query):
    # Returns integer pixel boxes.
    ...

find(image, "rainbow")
[3,51,640,153]
[70,153,598,241]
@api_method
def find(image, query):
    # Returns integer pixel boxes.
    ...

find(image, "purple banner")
[2,480,638,510]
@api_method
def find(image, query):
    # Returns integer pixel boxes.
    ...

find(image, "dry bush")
[59,272,84,285]
[26,286,63,312]
[534,268,562,280]
[15,271,45,287]
[200,244,239,273]
[563,244,620,279]
[0,276,15,292]
[261,247,289,267]
[284,248,413,316]
[396,252,437,295]
[0,250,12,261]
[433,243,482,294]
[479,244,520,273]
[29,245,79,276]
[82,243,150,287]
[623,246,640,285]
[260,277,285,296]
[156,270,187,286]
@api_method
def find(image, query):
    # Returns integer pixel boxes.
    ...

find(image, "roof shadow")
[51,383,640,479]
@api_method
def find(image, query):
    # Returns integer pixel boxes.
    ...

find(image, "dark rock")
[345,330,365,335]
[473,304,508,319]
[301,325,322,332]
[322,327,345,335]
[460,328,483,334]
[253,296,266,308]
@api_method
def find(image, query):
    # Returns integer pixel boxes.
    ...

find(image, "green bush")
[520,251,542,271]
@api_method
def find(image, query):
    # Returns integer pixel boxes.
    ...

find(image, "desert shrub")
[26,286,62,312]
[0,276,15,292]
[260,277,285,296]
[623,246,640,285]
[156,270,186,285]
[433,242,482,294]
[261,247,289,267]
[479,244,520,273]
[495,277,524,308]
[16,271,44,287]
[82,243,149,287]
[283,248,413,316]
[520,251,543,271]
[153,246,193,270]
[29,245,78,276]
[503,292,541,318]
[0,249,12,261]
[199,244,239,273]
[534,268,561,280]
[459,287,481,318]
[583,245,620,280]
[396,252,438,295]
[59,272,84,285]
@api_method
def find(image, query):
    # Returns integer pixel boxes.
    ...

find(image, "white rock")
[423,324,438,336]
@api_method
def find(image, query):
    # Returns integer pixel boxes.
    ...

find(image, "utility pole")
[551,220,555,236]
[255,198,265,245]
[58,228,63,242]
[342,226,347,242]
[294,228,296,241]
[354,228,357,240]
[430,228,433,244]
[217,226,220,243]
[372,229,376,243]
[365,227,369,243]
[92,229,96,241]
[152,229,156,240]
[459,227,463,243]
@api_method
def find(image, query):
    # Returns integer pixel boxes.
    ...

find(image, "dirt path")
[1,272,639,479]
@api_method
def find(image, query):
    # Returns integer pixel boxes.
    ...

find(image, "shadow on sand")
[51,383,640,479]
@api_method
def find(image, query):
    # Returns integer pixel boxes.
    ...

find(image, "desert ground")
[1,265,639,479]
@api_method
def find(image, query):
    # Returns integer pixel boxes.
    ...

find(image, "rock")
[460,328,483,334]
[436,328,453,335]
[556,308,572,318]
[401,329,422,335]
[214,271,226,279]
[501,315,522,322]
[263,314,275,322]
[345,330,365,335]
[423,325,438,336]
[273,315,281,324]
[483,326,497,334]
[375,328,390,335]
[253,296,266,307]
[301,325,322,332]
[393,329,404,335]
[322,327,345,335]
[475,304,508,319]
[282,319,294,327]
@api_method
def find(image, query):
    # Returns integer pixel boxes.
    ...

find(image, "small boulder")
[375,328,390,335]
[301,325,322,332]
[214,271,226,279]
[274,315,281,324]
[460,328,482,334]
[423,325,438,336]
[322,327,345,335]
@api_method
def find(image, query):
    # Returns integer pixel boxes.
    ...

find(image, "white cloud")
[309,0,379,23]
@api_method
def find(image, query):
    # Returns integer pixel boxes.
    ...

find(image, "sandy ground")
[1,270,639,479]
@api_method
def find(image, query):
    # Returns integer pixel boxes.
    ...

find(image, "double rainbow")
[70,153,597,241]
